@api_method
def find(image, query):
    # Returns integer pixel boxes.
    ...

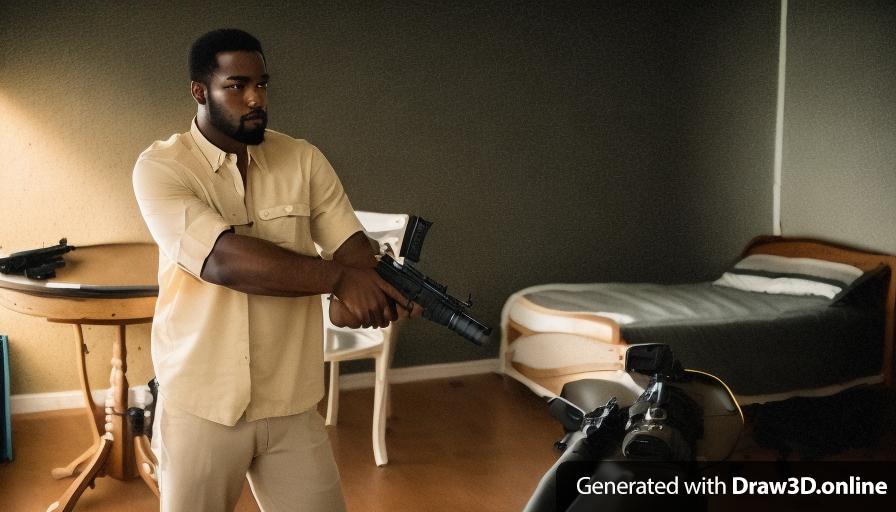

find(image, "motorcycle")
[522,343,743,512]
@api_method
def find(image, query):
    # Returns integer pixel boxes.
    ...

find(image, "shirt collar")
[190,118,229,173]
[247,140,269,173]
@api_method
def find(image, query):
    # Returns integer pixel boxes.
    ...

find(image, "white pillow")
[712,254,863,299]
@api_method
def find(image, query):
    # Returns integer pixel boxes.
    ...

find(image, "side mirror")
[547,396,587,432]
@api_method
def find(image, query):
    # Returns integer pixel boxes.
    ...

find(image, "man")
[133,28,412,511]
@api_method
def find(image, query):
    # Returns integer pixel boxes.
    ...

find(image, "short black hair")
[189,29,265,83]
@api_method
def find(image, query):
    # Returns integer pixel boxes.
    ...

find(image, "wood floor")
[1,374,894,511]
[0,374,562,511]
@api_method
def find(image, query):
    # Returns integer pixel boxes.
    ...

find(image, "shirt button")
[284,205,293,213]
[261,211,270,219]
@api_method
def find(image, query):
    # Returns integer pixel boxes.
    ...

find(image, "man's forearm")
[332,230,379,268]
[328,231,381,326]
[202,230,404,328]
[201,232,343,297]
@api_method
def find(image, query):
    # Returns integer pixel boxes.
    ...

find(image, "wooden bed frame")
[502,235,896,391]
[742,236,896,387]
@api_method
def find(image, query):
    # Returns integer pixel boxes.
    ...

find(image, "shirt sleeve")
[132,156,232,278]
[307,146,364,256]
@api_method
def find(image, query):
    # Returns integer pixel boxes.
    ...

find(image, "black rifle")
[375,216,491,346]
[0,238,75,280]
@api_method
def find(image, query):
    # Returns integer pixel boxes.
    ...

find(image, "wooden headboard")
[742,235,896,387]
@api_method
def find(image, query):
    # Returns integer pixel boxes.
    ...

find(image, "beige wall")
[0,0,896,394]
[0,7,189,395]
[0,2,781,395]
[0,77,159,394]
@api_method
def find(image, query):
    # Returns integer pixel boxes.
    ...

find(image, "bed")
[499,236,896,405]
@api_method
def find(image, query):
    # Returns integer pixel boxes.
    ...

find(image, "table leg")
[46,320,150,512]
[50,442,100,480]
[46,433,113,512]
[134,435,160,497]
[51,324,102,480]
[105,324,137,480]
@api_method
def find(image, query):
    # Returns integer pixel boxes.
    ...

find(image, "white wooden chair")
[321,211,408,466]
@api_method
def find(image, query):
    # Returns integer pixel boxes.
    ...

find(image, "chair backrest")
[354,211,410,263]
[314,211,409,261]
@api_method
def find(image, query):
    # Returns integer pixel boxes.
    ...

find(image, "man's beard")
[207,96,267,145]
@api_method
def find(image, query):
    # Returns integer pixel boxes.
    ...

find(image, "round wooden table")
[0,243,160,511]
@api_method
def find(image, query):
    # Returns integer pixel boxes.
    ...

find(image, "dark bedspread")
[523,283,883,395]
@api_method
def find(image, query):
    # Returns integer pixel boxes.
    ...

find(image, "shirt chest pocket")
[255,203,312,252]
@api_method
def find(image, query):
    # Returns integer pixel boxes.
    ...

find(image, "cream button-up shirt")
[132,120,363,426]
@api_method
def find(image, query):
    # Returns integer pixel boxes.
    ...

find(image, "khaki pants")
[152,395,346,512]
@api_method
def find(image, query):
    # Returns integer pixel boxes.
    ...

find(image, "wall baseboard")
[338,358,500,391]
[11,359,501,415]
[10,386,155,415]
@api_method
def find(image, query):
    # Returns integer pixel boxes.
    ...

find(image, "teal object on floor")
[1,334,11,462]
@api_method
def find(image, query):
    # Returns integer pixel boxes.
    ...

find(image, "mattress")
[509,283,884,396]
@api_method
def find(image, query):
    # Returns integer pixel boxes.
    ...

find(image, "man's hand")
[328,230,423,329]
[329,292,423,329]
[396,300,424,320]
[332,266,407,328]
